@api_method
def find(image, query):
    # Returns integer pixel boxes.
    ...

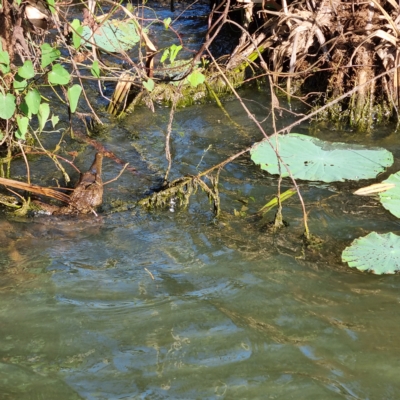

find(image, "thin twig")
[103,163,129,185]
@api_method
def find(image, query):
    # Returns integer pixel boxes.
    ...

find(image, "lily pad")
[379,171,400,218]
[250,134,393,182]
[342,232,400,274]
[82,20,140,52]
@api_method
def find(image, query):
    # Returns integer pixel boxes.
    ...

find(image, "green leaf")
[81,20,140,52]
[13,75,28,92]
[142,78,154,92]
[51,114,59,128]
[48,64,70,85]
[71,19,83,49]
[161,48,169,63]
[16,116,29,140]
[38,103,50,132]
[67,84,82,113]
[163,17,171,29]
[0,49,10,74]
[25,89,41,115]
[47,0,56,13]
[187,70,205,88]
[91,60,100,78]
[379,171,400,217]
[40,43,61,68]
[0,93,16,119]
[342,232,400,274]
[169,44,182,63]
[18,60,35,79]
[250,133,394,183]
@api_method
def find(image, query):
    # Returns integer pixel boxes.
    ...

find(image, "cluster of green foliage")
[0,41,82,143]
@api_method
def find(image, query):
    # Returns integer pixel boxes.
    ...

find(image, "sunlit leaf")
[163,17,171,29]
[38,103,50,132]
[13,76,27,92]
[81,20,140,52]
[250,133,393,183]
[169,44,182,63]
[18,60,35,79]
[48,64,70,85]
[16,116,29,140]
[161,48,169,63]
[47,0,56,13]
[25,89,41,115]
[51,114,59,128]
[67,84,82,113]
[0,93,16,119]
[187,70,205,88]
[379,171,400,218]
[143,78,154,92]
[0,47,10,74]
[342,232,400,274]
[40,43,60,68]
[91,60,100,78]
[71,19,83,49]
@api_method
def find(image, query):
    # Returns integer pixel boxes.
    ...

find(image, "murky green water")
[2,89,400,399]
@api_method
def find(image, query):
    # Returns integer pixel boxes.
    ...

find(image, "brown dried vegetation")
[228,0,400,130]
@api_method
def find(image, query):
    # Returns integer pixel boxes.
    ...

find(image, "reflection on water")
[2,98,400,399]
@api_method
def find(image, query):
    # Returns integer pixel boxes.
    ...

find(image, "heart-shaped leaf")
[48,64,70,85]
[25,89,41,115]
[143,78,155,92]
[0,93,16,119]
[38,103,50,132]
[67,84,82,113]
[16,116,29,139]
[18,60,35,79]
[40,43,60,68]
[187,70,205,88]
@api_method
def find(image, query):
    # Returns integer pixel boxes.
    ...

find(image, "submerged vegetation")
[1,0,400,272]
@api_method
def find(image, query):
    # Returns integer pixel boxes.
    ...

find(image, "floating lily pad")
[250,134,393,182]
[82,20,140,52]
[379,171,400,218]
[342,232,400,274]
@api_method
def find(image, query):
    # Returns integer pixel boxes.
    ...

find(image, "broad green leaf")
[250,133,393,183]
[91,60,100,78]
[0,49,10,74]
[143,78,154,92]
[48,64,70,85]
[342,232,400,274]
[25,89,41,115]
[18,60,35,79]
[187,70,205,88]
[13,75,28,92]
[38,103,50,132]
[379,171,400,217]
[67,84,82,113]
[71,19,83,49]
[0,93,16,119]
[40,43,61,68]
[81,20,140,52]
[163,17,171,29]
[51,114,59,128]
[16,116,29,140]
